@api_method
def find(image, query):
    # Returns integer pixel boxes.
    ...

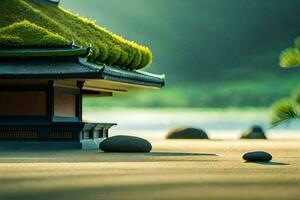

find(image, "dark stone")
[242,151,272,162]
[241,125,267,139]
[100,135,152,153]
[166,127,209,139]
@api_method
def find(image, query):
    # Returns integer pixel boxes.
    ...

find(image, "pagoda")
[0,0,165,149]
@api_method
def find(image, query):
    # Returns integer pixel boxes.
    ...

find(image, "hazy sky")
[62,0,300,83]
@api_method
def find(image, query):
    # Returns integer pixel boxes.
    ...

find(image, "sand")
[0,140,299,200]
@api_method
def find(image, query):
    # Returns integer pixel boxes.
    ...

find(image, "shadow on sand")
[146,152,218,157]
[252,162,290,166]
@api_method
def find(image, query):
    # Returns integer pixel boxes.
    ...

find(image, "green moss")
[0,35,23,47]
[0,0,152,70]
[0,20,68,47]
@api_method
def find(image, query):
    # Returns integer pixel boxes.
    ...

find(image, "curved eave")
[79,58,165,89]
[0,46,165,90]
[0,46,89,58]
[102,67,165,88]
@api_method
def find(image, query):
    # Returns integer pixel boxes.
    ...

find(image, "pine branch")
[270,100,299,127]
[279,48,300,68]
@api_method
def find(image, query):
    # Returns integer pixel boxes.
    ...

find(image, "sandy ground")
[0,140,299,200]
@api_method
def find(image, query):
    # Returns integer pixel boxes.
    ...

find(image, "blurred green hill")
[62,0,300,107]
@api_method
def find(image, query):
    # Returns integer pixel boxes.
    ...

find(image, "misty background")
[62,0,300,108]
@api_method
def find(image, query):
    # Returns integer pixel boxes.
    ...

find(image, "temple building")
[0,0,165,149]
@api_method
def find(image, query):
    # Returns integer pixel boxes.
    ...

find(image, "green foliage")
[0,0,152,69]
[271,35,300,126]
[279,48,300,68]
[280,36,300,68]
[270,99,298,127]
[270,86,300,126]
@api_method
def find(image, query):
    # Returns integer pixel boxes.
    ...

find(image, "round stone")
[241,125,267,139]
[100,135,152,153]
[166,127,209,139]
[242,151,272,162]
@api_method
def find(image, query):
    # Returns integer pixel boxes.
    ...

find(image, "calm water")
[83,108,300,140]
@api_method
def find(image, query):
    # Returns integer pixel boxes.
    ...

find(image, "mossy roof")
[0,46,165,88]
[0,0,152,70]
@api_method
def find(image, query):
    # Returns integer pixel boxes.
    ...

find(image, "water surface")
[83,108,300,140]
